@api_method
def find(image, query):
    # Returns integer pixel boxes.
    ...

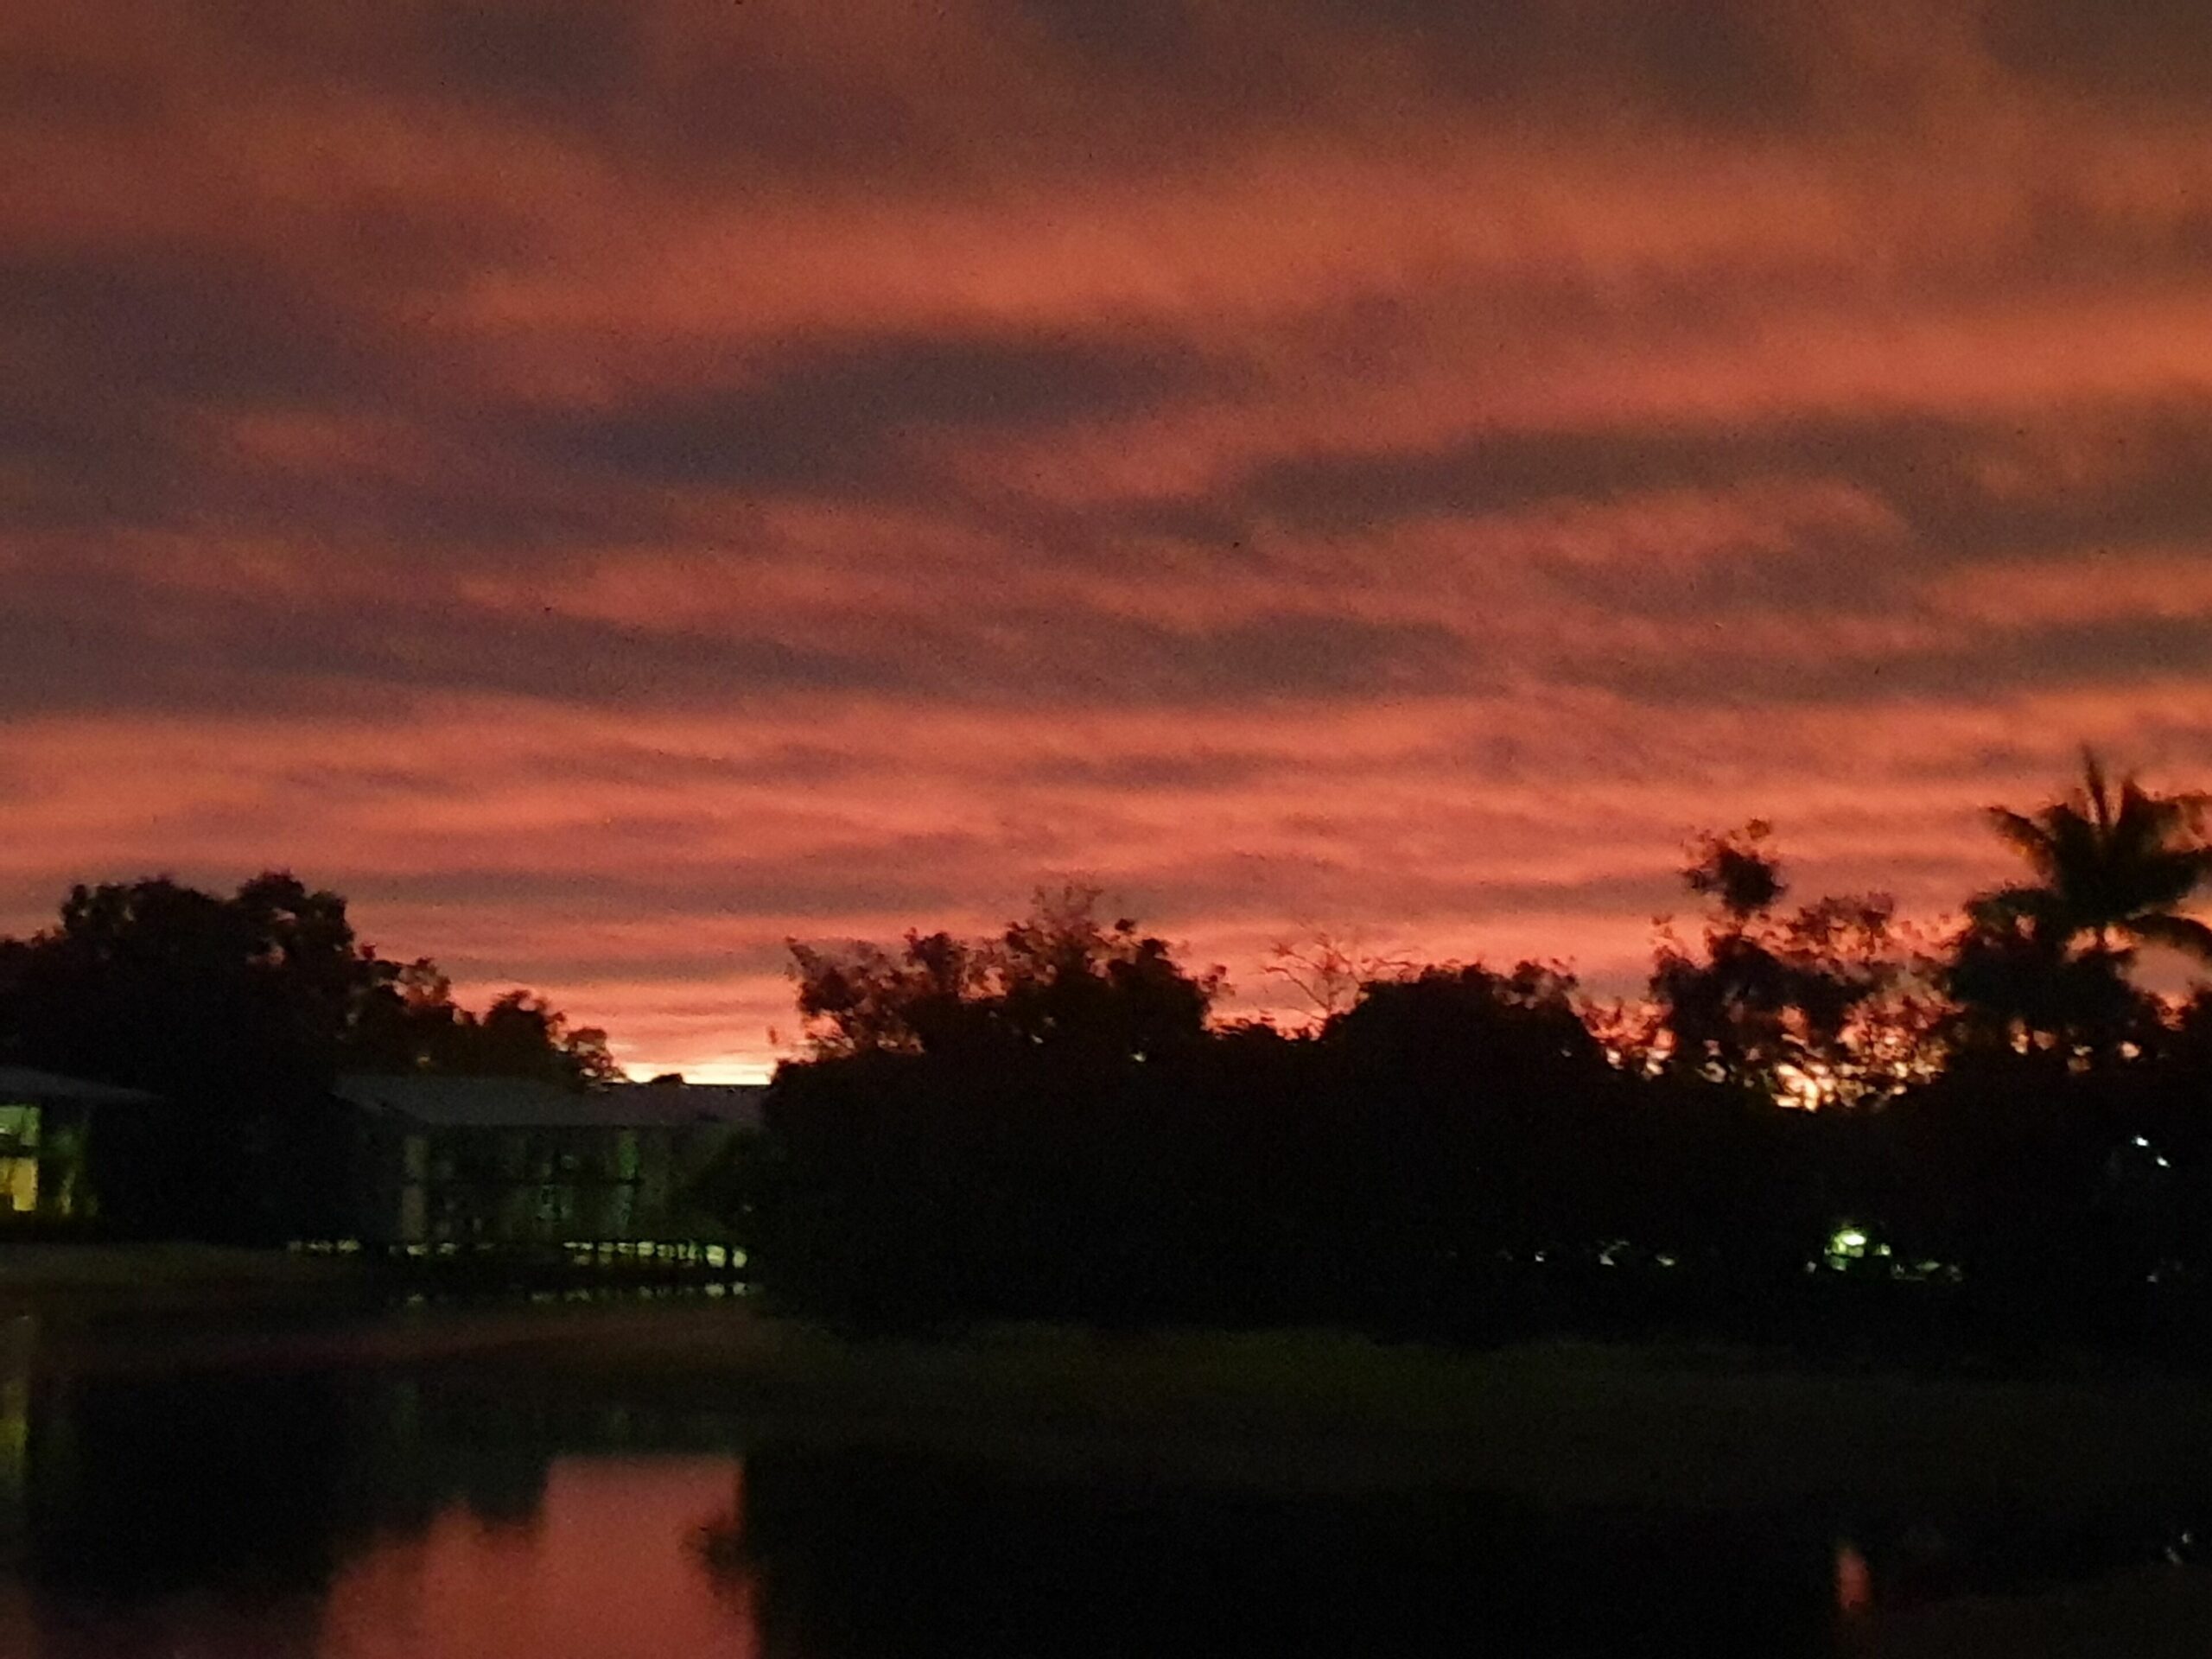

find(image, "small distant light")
[2157,1156,2174,1170]
[2134,1136,2152,1149]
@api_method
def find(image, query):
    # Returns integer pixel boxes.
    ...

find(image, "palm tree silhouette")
[1978,753,2212,967]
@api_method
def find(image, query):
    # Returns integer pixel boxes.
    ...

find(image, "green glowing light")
[1824,1224,1874,1269]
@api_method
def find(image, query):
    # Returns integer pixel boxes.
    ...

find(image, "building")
[0,1067,162,1226]
[333,1075,765,1249]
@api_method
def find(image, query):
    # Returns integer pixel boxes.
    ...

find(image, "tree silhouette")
[0,874,378,1106]
[1952,755,2212,1058]
[1980,753,2212,963]
[467,989,621,1088]
[347,963,620,1087]
[0,874,626,1235]
[788,885,1222,1064]
[1262,930,1416,1025]
[1649,826,1924,1104]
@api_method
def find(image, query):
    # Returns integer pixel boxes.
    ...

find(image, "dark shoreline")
[6,1277,2210,1513]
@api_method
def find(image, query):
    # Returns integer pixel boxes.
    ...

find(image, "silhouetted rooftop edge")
[0,1065,162,1107]
[334,1074,765,1131]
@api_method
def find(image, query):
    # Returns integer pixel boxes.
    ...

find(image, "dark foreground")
[3,1299,2212,1656]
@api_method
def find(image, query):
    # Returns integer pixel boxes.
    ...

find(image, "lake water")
[0,1310,2206,1657]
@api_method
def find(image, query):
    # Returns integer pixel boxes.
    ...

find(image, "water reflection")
[709,1446,1845,1658]
[321,1460,754,1659]
[0,1315,2202,1657]
[10,1455,751,1659]
[0,1319,763,1657]
[1835,1541,1873,1618]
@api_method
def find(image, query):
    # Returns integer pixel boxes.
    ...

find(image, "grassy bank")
[0,1241,353,1306]
[267,1303,2212,1511]
[0,1241,732,1321]
[16,1276,2212,1510]
[1858,1564,2212,1659]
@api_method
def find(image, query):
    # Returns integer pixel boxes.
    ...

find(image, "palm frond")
[2081,749,2115,835]
[1966,884,2069,944]
[2125,849,2212,914]
[2041,806,2107,911]
[2113,779,2205,864]
[2127,912,2212,966]
[1986,760,2212,959]
[1986,807,2059,880]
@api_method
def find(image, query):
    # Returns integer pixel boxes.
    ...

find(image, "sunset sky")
[5,1,2211,1078]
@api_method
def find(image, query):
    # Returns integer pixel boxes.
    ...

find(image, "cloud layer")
[6,1,2211,1075]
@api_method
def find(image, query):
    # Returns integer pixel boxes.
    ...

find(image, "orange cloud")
[2,1,2209,1074]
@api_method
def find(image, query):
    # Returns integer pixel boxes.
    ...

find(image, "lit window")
[0,1106,40,1156]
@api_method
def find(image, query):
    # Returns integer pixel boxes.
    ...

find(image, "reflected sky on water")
[5,1456,752,1659]
[320,1461,756,1659]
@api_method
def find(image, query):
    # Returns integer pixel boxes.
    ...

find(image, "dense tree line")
[750,760,2212,1356]
[0,873,616,1238]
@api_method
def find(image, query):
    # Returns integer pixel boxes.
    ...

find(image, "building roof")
[0,1066,161,1107]
[334,1074,766,1132]
[604,1081,768,1130]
